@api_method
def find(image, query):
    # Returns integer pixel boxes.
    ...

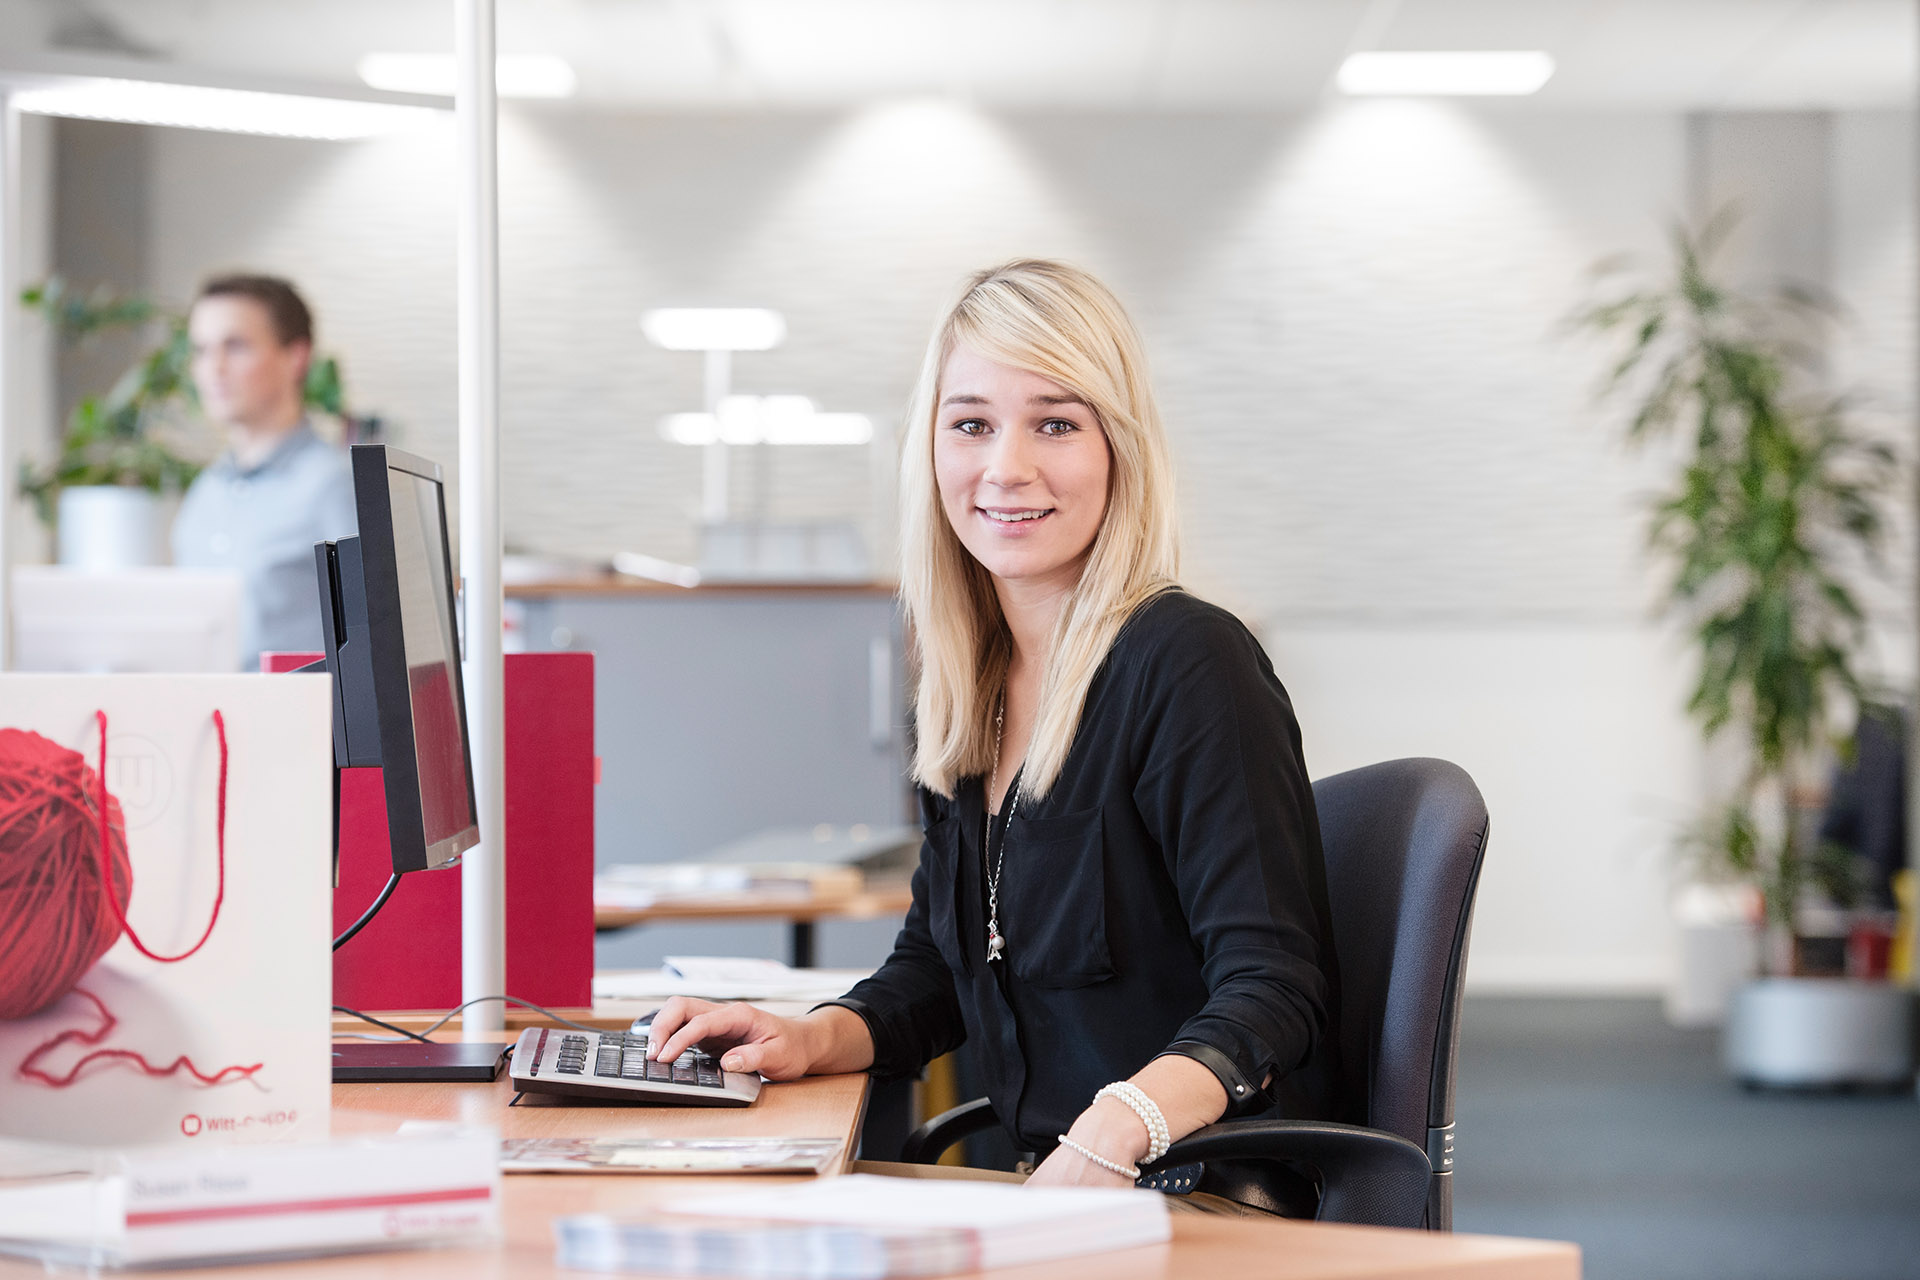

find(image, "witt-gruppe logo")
[106,733,174,832]
[175,1111,299,1138]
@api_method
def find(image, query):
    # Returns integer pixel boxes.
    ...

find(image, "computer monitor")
[315,447,501,1082]
[10,567,242,673]
[313,445,479,874]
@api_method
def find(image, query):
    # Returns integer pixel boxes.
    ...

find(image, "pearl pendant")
[987,929,1004,962]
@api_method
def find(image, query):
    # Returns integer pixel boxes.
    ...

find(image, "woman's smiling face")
[933,344,1112,595]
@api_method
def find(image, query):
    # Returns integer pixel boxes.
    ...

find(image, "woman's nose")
[982,429,1036,487]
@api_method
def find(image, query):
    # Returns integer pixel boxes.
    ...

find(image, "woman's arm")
[1132,607,1331,1113]
[1027,1054,1228,1187]
[1037,604,1329,1188]
[652,795,967,1080]
[647,999,875,1078]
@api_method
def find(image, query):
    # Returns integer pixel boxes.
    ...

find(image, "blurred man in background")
[172,274,356,670]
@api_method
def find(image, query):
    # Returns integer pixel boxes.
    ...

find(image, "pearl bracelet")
[1055,1135,1141,1180]
[1094,1082,1170,1165]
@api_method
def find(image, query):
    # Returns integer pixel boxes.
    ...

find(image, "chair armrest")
[899,1096,999,1165]
[900,1101,1432,1229]
[1148,1119,1432,1229]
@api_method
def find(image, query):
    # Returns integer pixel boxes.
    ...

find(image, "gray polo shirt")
[172,424,357,670]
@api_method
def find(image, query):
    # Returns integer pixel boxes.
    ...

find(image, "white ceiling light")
[11,78,439,139]
[357,53,577,99]
[662,396,873,447]
[1338,51,1555,97]
[641,308,787,352]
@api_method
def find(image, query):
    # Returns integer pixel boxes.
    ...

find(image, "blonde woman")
[650,260,1338,1208]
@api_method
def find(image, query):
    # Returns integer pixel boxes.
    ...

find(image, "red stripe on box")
[126,1185,494,1227]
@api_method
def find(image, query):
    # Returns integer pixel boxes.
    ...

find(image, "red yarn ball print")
[0,728,131,1020]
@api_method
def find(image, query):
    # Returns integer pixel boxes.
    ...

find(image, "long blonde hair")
[900,259,1180,801]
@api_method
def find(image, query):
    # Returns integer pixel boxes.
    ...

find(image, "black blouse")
[825,590,1341,1154]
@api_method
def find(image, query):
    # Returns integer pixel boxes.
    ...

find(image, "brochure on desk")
[0,676,333,1148]
[554,1174,1173,1278]
[0,1129,498,1268]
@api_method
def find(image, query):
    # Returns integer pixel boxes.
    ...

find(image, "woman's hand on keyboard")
[646,997,816,1079]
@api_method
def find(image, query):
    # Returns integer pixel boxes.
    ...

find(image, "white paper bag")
[0,675,332,1146]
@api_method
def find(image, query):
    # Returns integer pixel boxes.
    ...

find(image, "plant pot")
[1723,977,1917,1088]
[57,486,163,569]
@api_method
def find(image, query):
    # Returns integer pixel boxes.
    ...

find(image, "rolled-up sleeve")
[818,811,968,1080]
[1129,610,1330,1114]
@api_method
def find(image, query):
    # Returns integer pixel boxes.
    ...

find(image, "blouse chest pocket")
[1001,807,1114,989]
[920,816,972,976]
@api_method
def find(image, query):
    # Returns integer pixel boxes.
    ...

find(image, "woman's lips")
[978,506,1054,533]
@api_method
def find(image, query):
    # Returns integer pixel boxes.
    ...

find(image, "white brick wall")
[138,101,1910,624]
[138,100,1702,611]
[1834,111,1918,683]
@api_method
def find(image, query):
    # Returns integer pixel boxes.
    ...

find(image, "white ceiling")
[0,0,1913,111]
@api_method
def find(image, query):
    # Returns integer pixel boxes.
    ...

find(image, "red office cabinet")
[268,651,595,1011]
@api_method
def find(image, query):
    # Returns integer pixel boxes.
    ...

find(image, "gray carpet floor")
[1453,997,1920,1280]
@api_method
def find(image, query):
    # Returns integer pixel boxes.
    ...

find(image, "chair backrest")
[1313,758,1489,1229]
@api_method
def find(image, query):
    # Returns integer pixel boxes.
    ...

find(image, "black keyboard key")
[671,1061,697,1084]
[620,1056,648,1079]
[697,1067,721,1087]
[646,1057,674,1082]
[594,1049,622,1077]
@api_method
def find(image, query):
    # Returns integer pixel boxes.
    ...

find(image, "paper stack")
[592,961,872,1005]
[553,1173,1172,1279]
[502,1137,843,1175]
[0,1129,499,1269]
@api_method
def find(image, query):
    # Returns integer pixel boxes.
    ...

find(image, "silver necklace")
[985,696,1019,964]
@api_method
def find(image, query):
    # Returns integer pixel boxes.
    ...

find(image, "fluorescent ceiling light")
[357,53,577,99]
[11,78,439,139]
[642,309,787,352]
[662,396,873,446]
[1338,51,1555,96]
[774,413,872,446]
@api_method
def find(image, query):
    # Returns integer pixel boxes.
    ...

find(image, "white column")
[0,93,19,671]
[455,0,506,1035]
[701,347,730,523]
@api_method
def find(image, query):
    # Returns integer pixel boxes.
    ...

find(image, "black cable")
[332,872,400,951]
[332,1005,436,1044]
[330,995,612,1045]
[413,995,609,1038]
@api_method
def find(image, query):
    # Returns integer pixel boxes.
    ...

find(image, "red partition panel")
[267,651,595,1011]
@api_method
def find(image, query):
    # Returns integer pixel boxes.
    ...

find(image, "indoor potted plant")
[19,279,200,567]
[18,279,352,567]
[1578,214,1913,1086]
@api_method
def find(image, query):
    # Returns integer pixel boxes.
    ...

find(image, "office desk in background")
[509,579,912,880]
[1,1050,1579,1280]
[594,878,916,967]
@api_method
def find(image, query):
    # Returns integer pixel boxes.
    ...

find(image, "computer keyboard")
[508,1026,761,1107]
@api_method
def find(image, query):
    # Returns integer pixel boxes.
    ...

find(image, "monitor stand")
[331,1041,507,1083]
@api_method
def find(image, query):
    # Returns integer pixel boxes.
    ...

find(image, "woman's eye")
[952,418,990,437]
[1040,418,1079,436]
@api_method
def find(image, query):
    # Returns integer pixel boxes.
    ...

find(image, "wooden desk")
[594,880,916,967]
[0,1054,1579,1280]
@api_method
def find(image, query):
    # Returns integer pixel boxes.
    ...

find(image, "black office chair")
[898,757,1490,1230]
